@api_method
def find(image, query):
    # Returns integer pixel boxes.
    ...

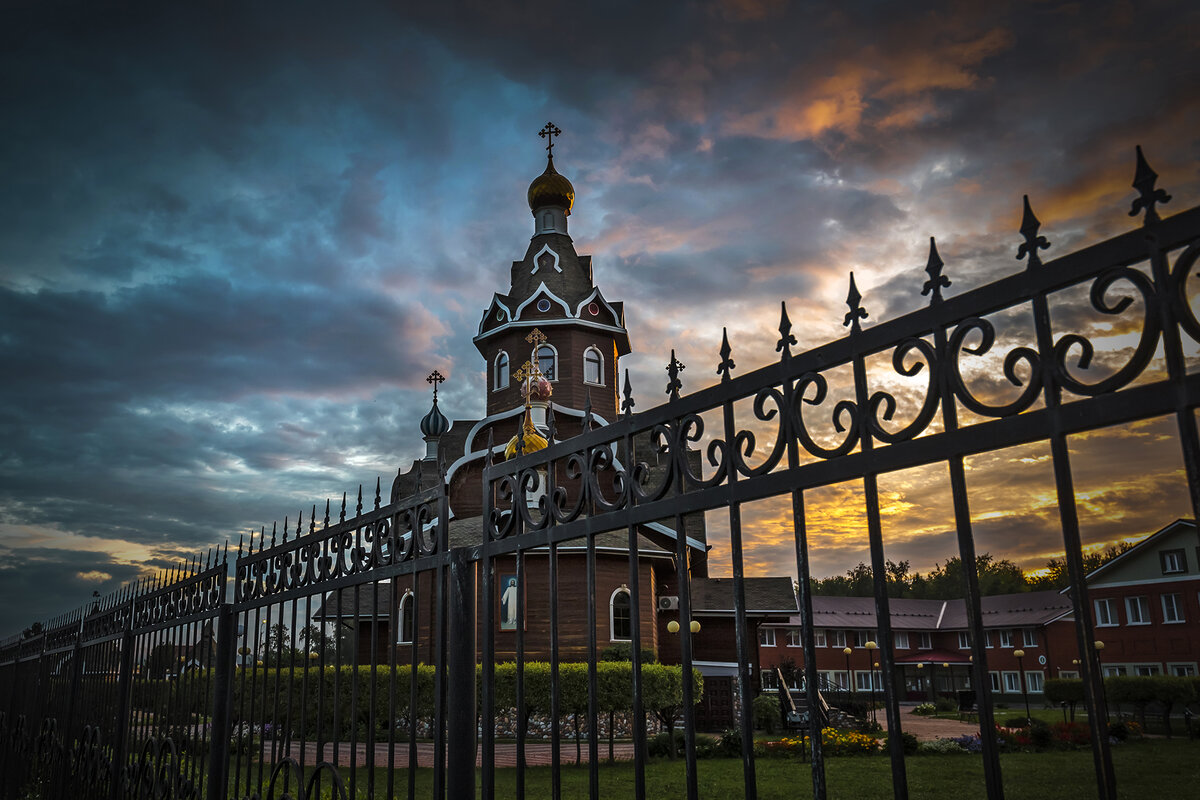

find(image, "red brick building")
[756,519,1199,703]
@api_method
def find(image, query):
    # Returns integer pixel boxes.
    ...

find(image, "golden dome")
[504,413,549,459]
[527,157,575,214]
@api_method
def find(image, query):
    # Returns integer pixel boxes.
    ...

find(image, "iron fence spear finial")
[340,492,347,523]
[324,499,330,528]
[667,349,686,400]
[1130,145,1171,224]
[844,273,868,333]
[583,389,593,432]
[776,302,797,359]
[622,369,635,417]
[374,477,381,509]
[356,485,363,517]
[310,505,317,534]
[717,328,735,380]
[922,237,951,303]
[1016,196,1051,269]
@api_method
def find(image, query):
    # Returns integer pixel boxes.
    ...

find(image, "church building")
[321,125,797,730]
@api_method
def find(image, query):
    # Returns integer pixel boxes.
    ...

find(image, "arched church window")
[494,351,509,391]
[536,344,557,381]
[583,347,603,385]
[398,591,415,644]
[610,587,631,641]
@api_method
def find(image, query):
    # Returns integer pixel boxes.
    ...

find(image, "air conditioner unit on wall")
[658,595,680,611]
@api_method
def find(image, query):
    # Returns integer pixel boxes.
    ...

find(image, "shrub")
[1050,721,1090,747]
[693,735,723,759]
[599,643,657,664]
[918,738,966,754]
[647,729,685,758]
[934,696,957,713]
[887,730,919,756]
[753,694,781,733]
[1044,678,1085,721]
[1028,719,1053,751]
[912,702,936,716]
[718,727,742,757]
[1107,721,1128,742]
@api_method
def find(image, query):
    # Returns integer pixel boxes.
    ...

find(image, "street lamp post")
[1014,649,1031,725]
[843,646,854,697]
[1094,640,1107,724]
[865,640,878,725]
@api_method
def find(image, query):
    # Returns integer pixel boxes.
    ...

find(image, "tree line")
[810,542,1136,599]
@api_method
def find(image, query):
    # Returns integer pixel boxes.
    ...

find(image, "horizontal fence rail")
[1,149,1197,800]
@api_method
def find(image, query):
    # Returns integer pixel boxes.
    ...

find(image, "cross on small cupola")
[426,369,445,400]
[539,122,562,157]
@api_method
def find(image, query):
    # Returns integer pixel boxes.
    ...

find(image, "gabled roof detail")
[574,286,623,328]
[1082,518,1196,585]
[530,243,562,275]
[513,282,572,320]
[477,296,513,335]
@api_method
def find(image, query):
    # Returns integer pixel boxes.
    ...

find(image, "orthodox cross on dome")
[512,360,543,386]
[426,369,445,400]
[525,328,548,349]
[538,122,562,157]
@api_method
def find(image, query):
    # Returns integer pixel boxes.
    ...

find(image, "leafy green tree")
[1028,542,1136,591]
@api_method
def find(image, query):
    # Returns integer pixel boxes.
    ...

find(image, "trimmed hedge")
[1043,676,1198,736]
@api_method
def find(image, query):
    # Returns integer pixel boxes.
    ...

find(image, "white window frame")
[989,671,1002,692]
[916,632,932,650]
[1132,664,1161,676]
[855,671,881,691]
[786,628,802,647]
[1058,670,1079,679]
[397,591,415,644]
[1022,628,1038,647]
[493,351,510,391]
[609,588,631,642]
[957,632,971,649]
[984,631,993,648]
[759,627,777,647]
[998,629,1013,648]
[1126,596,1151,625]
[1161,549,1186,574]
[853,630,875,648]
[830,630,847,648]
[893,631,910,650]
[1162,593,1184,623]
[760,669,779,691]
[814,629,827,647]
[1024,671,1044,693]
[1094,597,1118,627]
[536,343,558,382]
[1167,663,1197,677]
[1002,671,1021,693]
[1102,665,1127,677]
[582,346,604,386]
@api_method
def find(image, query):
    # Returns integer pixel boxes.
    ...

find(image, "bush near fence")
[1040,676,1198,736]
[215,661,700,742]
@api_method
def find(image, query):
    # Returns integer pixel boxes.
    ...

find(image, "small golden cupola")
[526,122,575,237]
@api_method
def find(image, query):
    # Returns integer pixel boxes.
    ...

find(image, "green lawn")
[261,738,1198,799]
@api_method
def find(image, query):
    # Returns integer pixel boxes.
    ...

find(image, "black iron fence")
[1,149,1197,800]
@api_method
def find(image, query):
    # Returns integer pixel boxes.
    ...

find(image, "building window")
[786,628,802,647]
[917,632,932,650]
[855,671,881,691]
[1058,670,1080,680]
[893,631,910,650]
[1126,596,1151,625]
[494,351,509,391]
[1162,593,1185,623]
[1102,665,1127,677]
[1168,663,1197,677]
[1025,671,1045,693]
[583,347,603,385]
[814,629,827,647]
[398,591,415,644]
[1094,598,1118,626]
[759,628,777,647]
[1160,549,1186,574]
[998,629,1013,648]
[819,670,847,691]
[536,344,557,381]
[1022,629,1038,647]
[957,632,971,649]
[610,588,631,641]
[853,630,875,648]
[760,669,779,691]
[984,632,993,648]
[1002,671,1021,693]
[989,672,1002,692]
[1133,664,1161,676]
[830,630,847,648]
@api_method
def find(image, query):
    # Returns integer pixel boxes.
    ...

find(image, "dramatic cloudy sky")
[1,0,1197,635]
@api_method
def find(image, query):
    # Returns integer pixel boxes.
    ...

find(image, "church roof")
[689,577,798,615]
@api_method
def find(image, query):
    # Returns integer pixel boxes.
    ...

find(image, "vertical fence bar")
[207,604,236,800]
[446,547,477,800]
[108,624,135,800]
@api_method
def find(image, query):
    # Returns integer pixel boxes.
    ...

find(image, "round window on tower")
[536,298,551,313]
[495,309,504,321]
[587,302,600,316]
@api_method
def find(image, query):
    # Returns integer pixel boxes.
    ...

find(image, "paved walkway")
[878,711,983,740]
[276,740,638,768]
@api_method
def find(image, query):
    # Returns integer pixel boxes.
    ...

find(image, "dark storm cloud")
[0,0,1197,636]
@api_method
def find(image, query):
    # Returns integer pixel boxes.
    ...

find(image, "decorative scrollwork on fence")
[947,317,1043,418]
[122,736,199,800]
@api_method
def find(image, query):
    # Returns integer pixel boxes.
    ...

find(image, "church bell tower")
[473,123,631,424]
